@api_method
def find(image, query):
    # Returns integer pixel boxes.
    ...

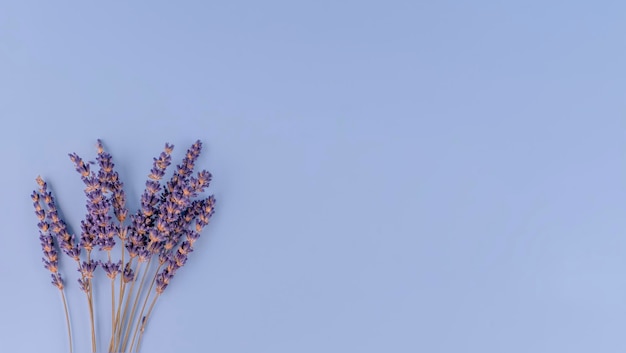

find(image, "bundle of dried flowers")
[32,140,216,353]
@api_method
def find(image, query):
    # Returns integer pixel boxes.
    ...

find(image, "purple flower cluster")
[128,140,217,294]
[33,191,63,289]
[156,195,215,294]
[33,140,216,352]
[33,176,84,290]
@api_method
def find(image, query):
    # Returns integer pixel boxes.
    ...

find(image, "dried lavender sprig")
[124,143,174,260]
[36,176,81,261]
[70,151,113,254]
[166,141,205,206]
[140,172,213,298]
[122,262,135,284]
[93,140,135,352]
[96,140,129,241]
[139,143,174,219]
[147,167,211,270]
[127,143,210,352]
[117,143,175,352]
[155,195,215,294]
[68,153,101,353]
[132,195,215,352]
[153,195,215,290]
[68,153,91,181]
[124,142,190,271]
[33,189,63,290]
[124,141,174,270]
[33,179,73,353]
[95,140,115,191]
[68,152,100,254]
[165,140,202,198]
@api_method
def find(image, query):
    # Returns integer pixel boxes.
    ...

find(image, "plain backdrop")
[2,1,626,352]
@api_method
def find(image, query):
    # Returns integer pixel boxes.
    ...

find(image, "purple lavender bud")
[190,170,212,195]
[155,273,169,294]
[78,260,98,279]
[101,260,122,279]
[145,228,157,244]
[145,180,160,195]
[149,145,174,181]
[97,151,114,188]
[136,143,175,222]
[194,195,216,232]
[68,153,91,179]
[100,236,116,251]
[113,188,128,222]
[41,190,51,202]
[98,224,116,251]
[172,252,187,268]
[67,246,81,261]
[182,203,196,224]
[43,258,57,272]
[125,241,140,258]
[178,241,193,256]
[87,190,106,211]
[122,263,134,283]
[146,240,161,257]
[158,247,170,265]
[163,237,177,251]
[84,177,100,193]
[51,273,64,290]
[34,182,67,291]
[162,201,180,217]
[37,221,49,232]
[80,219,97,252]
[137,247,151,263]
[35,208,46,221]
[78,278,90,293]
[166,141,202,196]
[47,209,60,223]
[187,229,201,242]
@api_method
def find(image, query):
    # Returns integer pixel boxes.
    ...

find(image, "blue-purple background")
[2,1,626,352]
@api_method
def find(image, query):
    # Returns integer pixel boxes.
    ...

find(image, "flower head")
[34,177,71,290]
[78,278,90,293]
[122,262,135,283]
[68,153,91,179]
[78,260,98,279]
[51,273,64,290]
[100,260,122,280]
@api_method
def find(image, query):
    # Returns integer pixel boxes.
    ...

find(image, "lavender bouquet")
[32,140,216,353]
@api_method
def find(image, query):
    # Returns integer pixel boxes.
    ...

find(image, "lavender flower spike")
[78,260,98,279]
[100,260,122,280]
[33,177,72,352]
[33,177,64,290]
